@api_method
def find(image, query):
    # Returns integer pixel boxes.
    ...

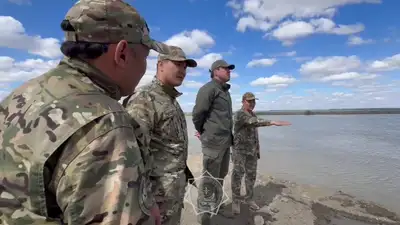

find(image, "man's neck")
[156,74,172,87]
[213,77,225,84]
[155,74,181,98]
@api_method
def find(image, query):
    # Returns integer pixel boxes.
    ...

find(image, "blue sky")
[0,0,399,112]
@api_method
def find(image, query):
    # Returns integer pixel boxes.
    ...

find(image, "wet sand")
[180,154,400,225]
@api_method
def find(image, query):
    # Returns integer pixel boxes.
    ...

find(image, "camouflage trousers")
[197,147,230,214]
[231,152,258,202]
[151,171,187,225]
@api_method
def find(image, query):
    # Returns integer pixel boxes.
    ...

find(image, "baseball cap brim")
[164,58,197,67]
[183,59,197,67]
[245,97,258,100]
[142,35,174,55]
[158,56,198,68]
[225,64,235,70]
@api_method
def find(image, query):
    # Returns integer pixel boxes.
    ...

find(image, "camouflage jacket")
[232,108,266,155]
[0,57,153,225]
[124,77,188,177]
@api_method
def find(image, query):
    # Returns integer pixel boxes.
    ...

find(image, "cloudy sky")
[0,0,399,112]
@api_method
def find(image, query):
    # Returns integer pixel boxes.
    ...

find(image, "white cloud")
[298,54,400,85]
[236,16,273,32]
[0,16,61,58]
[299,55,362,78]
[282,51,297,57]
[250,74,297,88]
[194,53,223,69]
[0,56,59,83]
[310,18,364,35]
[227,0,376,45]
[231,72,239,78]
[367,54,400,72]
[270,21,315,45]
[347,35,374,45]
[247,58,277,67]
[227,0,380,24]
[269,18,364,45]
[165,29,215,55]
[226,0,242,18]
[149,50,159,58]
[319,72,378,82]
[183,80,204,88]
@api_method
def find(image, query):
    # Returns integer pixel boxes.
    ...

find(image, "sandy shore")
[180,154,400,225]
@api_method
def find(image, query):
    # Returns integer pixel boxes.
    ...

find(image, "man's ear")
[157,60,164,70]
[114,40,129,67]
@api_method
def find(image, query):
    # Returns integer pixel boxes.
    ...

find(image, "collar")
[241,107,254,116]
[60,57,121,100]
[152,76,182,98]
[212,78,230,91]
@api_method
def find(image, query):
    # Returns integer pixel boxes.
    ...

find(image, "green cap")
[210,59,235,71]
[242,92,258,101]
[63,0,173,54]
[158,46,197,67]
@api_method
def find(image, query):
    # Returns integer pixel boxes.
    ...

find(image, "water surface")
[185,115,400,213]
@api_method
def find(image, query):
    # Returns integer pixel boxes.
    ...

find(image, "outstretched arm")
[241,114,290,127]
[236,112,273,128]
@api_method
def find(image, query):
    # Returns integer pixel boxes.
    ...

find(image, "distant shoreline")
[184,108,400,116]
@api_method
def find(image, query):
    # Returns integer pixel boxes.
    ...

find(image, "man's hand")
[194,131,201,139]
[271,121,291,126]
[150,204,161,225]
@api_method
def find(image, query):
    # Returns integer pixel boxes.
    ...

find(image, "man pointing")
[231,92,291,214]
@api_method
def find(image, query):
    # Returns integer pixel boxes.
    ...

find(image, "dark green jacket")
[192,79,233,148]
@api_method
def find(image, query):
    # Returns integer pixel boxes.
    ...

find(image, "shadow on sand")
[206,182,287,225]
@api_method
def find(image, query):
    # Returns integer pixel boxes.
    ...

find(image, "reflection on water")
[185,115,400,213]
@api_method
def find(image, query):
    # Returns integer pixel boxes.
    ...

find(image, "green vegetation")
[185,108,400,116]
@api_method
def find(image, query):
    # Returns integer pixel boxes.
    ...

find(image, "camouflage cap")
[210,59,235,71]
[158,46,197,67]
[63,0,172,54]
[242,92,258,101]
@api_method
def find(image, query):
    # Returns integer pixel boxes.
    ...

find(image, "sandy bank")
[180,154,400,225]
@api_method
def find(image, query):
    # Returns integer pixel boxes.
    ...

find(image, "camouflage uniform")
[0,0,173,224]
[124,47,196,225]
[231,93,271,203]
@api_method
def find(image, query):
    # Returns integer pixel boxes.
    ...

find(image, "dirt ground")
[179,154,400,225]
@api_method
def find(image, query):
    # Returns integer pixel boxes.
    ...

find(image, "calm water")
[185,115,400,213]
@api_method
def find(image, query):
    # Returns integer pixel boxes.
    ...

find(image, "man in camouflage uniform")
[0,0,174,224]
[123,46,197,225]
[231,92,291,214]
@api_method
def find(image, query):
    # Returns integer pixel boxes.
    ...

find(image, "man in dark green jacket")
[192,59,235,223]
